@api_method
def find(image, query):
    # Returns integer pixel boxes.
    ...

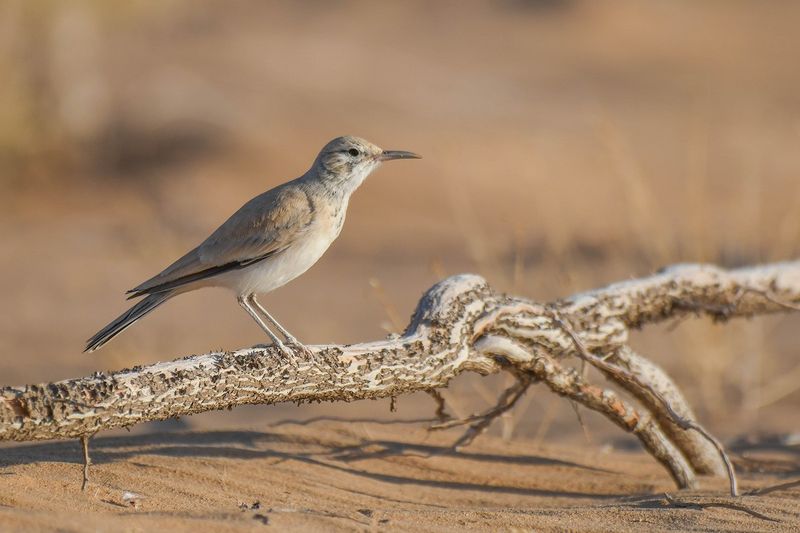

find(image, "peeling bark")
[2,261,799,490]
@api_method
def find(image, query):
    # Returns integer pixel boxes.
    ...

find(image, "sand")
[1,420,798,531]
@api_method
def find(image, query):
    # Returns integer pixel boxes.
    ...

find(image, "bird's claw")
[286,341,315,360]
[252,340,314,365]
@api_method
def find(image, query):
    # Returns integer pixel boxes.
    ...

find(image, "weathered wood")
[2,261,799,489]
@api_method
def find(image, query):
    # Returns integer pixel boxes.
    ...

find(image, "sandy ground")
[2,421,799,531]
[2,1,800,530]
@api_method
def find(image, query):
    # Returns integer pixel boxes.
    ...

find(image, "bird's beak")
[380,150,422,161]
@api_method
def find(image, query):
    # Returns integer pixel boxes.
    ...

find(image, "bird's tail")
[84,291,173,352]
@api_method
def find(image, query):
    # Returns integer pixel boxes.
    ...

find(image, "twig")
[607,346,726,477]
[474,333,697,489]
[269,415,438,427]
[430,377,531,449]
[551,311,739,496]
[80,433,94,491]
[426,389,451,422]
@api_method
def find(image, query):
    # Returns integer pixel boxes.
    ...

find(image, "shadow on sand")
[0,421,630,500]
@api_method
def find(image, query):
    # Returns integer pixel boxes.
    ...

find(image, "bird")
[85,135,420,356]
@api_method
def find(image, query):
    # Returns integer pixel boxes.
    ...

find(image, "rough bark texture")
[2,261,799,489]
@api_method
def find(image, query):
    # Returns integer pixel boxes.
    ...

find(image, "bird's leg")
[249,295,297,343]
[249,294,315,359]
[237,295,294,358]
[80,434,93,491]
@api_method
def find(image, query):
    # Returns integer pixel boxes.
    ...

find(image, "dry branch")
[2,261,799,490]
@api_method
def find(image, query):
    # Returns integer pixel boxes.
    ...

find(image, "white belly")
[213,231,336,295]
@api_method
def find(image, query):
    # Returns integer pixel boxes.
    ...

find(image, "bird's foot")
[254,339,299,363]
[254,338,315,365]
[274,340,301,361]
[285,340,316,360]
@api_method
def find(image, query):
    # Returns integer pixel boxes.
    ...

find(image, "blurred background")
[1,0,799,449]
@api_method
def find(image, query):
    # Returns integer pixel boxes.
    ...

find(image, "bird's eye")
[348,148,360,157]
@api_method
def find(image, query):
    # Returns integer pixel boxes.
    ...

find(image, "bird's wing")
[127,183,314,297]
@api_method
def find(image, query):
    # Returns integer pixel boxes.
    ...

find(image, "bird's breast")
[227,230,335,295]
[317,193,348,240]
[331,207,346,239]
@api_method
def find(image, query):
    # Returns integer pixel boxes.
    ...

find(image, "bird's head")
[313,136,420,193]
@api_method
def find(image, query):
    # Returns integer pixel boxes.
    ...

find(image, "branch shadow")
[272,415,615,471]
[0,429,625,500]
[269,415,439,427]
[729,434,800,477]
[328,439,615,474]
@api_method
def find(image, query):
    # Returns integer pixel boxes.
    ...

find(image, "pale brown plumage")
[86,135,420,354]
[127,182,315,298]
